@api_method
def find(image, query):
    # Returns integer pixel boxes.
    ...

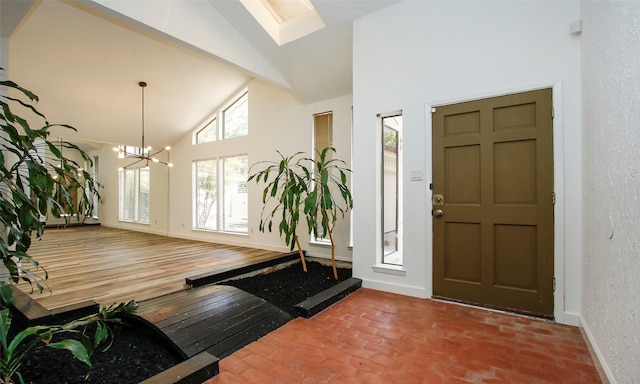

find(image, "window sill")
[309,240,332,248]
[372,264,406,276]
[192,228,248,236]
[118,220,149,225]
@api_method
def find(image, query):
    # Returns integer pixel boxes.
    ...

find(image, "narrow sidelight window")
[312,111,333,243]
[381,112,402,265]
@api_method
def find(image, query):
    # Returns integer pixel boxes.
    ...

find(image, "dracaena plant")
[0,300,138,384]
[0,71,101,303]
[248,147,353,279]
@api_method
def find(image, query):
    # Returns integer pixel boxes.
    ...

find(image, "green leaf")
[0,283,14,305]
[94,322,108,346]
[48,339,92,369]
[8,326,50,355]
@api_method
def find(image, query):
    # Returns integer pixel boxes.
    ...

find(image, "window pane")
[223,93,248,139]
[314,112,333,154]
[121,169,135,221]
[138,168,150,223]
[382,114,402,265]
[194,160,217,230]
[196,118,217,144]
[222,155,248,233]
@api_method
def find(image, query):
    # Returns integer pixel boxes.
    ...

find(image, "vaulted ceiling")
[2,0,399,148]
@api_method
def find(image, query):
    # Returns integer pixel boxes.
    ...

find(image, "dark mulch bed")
[13,260,350,383]
[220,260,352,317]
[15,321,182,384]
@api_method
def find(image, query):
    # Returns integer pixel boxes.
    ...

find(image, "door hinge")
[552,107,555,119]
[553,277,556,292]
[552,192,556,205]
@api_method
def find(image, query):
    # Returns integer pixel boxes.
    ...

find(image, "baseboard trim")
[359,278,428,299]
[560,311,580,326]
[579,315,615,384]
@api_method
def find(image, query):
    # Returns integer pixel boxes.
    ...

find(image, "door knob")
[433,209,444,217]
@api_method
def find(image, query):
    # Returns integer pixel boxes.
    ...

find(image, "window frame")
[192,89,248,144]
[193,159,218,231]
[310,111,334,245]
[223,91,249,139]
[379,111,403,267]
[193,117,217,145]
[118,166,150,224]
[192,154,249,235]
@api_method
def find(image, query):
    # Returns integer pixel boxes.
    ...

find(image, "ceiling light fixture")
[114,81,173,171]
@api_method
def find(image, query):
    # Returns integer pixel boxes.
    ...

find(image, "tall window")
[193,155,248,234]
[314,112,333,154]
[312,111,333,243]
[381,112,402,266]
[91,156,100,219]
[223,92,248,139]
[222,156,248,232]
[119,167,150,224]
[194,160,217,230]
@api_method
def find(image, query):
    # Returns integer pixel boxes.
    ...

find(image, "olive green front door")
[432,89,554,318]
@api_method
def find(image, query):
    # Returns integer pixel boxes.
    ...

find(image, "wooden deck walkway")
[19,226,285,309]
[130,284,292,359]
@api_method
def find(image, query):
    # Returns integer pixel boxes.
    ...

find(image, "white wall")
[352,1,582,324]
[581,2,640,382]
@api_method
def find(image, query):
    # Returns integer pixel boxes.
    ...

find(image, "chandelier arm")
[123,158,145,169]
[149,149,166,157]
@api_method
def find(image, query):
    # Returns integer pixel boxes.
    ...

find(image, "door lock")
[432,194,444,206]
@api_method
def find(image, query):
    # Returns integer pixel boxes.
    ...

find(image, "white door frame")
[424,80,570,324]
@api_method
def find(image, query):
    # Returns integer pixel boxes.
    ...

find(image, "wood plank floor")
[18,226,284,309]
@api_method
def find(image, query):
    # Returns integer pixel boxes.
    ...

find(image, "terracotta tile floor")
[204,289,601,384]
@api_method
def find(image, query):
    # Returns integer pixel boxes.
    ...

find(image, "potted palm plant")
[248,147,353,279]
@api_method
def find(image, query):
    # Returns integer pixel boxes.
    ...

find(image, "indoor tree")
[248,147,353,279]
[0,72,101,303]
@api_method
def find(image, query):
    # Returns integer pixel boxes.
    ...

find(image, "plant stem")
[323,215,338,280]
[295,236,307,272]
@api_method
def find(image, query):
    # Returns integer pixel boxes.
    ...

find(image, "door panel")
[445,145,480,204]
[432,89,554,318]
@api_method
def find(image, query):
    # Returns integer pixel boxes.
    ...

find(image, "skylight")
[239,0,326,46]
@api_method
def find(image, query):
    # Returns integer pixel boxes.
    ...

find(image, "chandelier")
[114,81,173,170]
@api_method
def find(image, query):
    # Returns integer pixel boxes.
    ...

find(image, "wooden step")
[7,286,99,326]
[139,351,219,384]
[294,277,362,318]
